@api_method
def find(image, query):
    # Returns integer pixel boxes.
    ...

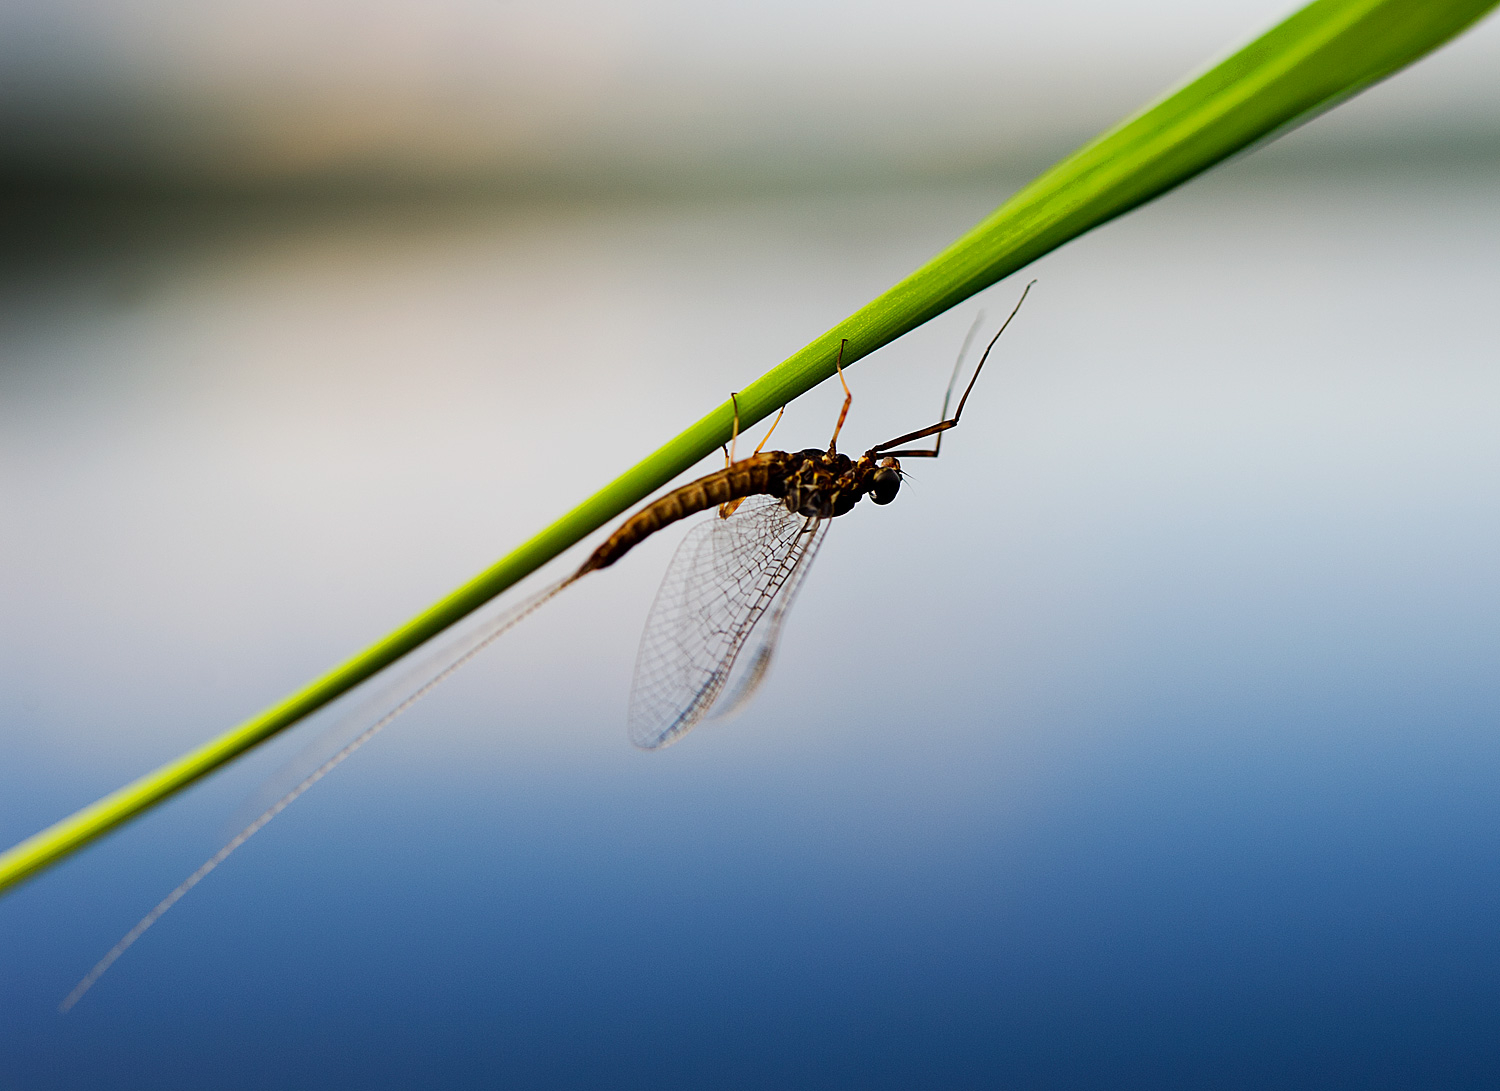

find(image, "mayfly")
[60,282,1033,1010]
[592,283,1031,747]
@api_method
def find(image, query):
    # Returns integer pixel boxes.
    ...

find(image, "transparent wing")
[628,495,826,750]
[711,516,829,724]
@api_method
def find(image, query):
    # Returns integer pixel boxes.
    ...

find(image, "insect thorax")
[768,449,899,519]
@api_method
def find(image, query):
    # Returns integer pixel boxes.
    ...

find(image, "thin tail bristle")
[60,575,575,1013]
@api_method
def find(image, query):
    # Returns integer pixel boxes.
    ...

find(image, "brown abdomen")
[575,452,791,576]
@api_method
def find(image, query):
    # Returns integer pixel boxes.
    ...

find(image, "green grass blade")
[2,0,1494,896]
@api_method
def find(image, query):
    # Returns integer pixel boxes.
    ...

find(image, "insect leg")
[934,309,987,457]
[720,392,744,517]
[826,338,852,454]
[752,405,786,456]
[867,280,1034,457]
[721,402,787,519]
[724,391,742,467]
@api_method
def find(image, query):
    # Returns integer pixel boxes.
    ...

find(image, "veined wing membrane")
[628,495,825,749]
[711,515,829,724]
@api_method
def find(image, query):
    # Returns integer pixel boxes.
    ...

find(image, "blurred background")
[3,1,1500,1088]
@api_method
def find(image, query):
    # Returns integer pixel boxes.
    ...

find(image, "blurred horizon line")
[0,0,1492,202]
[0,121,1496,204]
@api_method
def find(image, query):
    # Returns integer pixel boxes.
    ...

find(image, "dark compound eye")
[869,466,901,505]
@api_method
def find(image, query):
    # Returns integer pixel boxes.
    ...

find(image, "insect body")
[578,445,903,749]
[586,280,1034,749]
[576,447,901,579]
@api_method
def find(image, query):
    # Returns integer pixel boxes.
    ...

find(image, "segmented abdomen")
[576,452,791,575]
